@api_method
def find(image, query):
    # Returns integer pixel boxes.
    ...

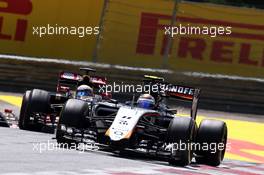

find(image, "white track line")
[183,72,264,83]
[0,54,172,74]
[1,54,264,82]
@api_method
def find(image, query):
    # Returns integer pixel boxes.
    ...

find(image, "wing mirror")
[110,99,118,104]
[166,109,177,114]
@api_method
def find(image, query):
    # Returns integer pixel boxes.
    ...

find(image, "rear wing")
[143,75,199,101]
[90,76,107,86]
[164,84,200,120]
[143,75,200,120]
[57,72,82,93]
[57,71,108,94]
[79,67,107,88]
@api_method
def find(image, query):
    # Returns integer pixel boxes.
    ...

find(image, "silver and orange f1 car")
[56,75,228,166]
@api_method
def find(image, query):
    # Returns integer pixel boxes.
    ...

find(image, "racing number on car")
[122,116,132,119]
[119,120,128,125]
[118,116,131,125]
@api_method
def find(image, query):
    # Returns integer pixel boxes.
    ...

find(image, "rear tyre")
[29,89,50,113]
[167,117,195,166]
[195,119,227,166]
[19,89,50,131]
[29,89,50,130]
[18,90,31,130]
[56,99,89,145]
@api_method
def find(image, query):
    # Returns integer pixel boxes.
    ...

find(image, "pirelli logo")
[0,0,33,41]
[136,12,264,68]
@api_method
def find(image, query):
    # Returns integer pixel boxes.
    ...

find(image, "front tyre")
[18,90,31,130]
[56,99,89,145]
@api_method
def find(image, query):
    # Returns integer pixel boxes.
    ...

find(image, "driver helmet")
[76,85,94,100]
[137,94,155,109]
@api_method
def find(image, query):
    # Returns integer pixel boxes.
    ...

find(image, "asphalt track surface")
[0,92,264,175]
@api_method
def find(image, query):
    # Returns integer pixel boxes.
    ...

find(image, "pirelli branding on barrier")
[0,0,264,77]
[135,12,264,76]
[99,1,264,78]
[0,0,103,60]
[0,0,32,42]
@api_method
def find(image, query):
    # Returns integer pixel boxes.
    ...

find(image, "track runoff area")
[0,93,264,175]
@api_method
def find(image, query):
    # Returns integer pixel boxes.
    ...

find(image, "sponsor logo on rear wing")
[59,72,83,81]
[164,85,195,101]
[90,76,107,85]
[57,72,82,93]
[154,83,199,101]
[59,72,107,85]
